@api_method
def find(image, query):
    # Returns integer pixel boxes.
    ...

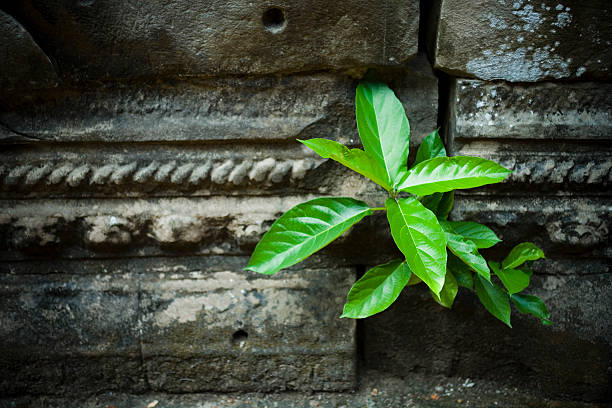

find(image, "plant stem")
[371,207,386,211]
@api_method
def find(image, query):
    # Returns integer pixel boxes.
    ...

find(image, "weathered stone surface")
[449,80,612,145]
[434,0,612,81]
[141,267,355,392]
[0,65,437,145]
[0,145,328,197]
[363,272,612,401]
[4,0,418,80]
[448,80,612,193]
[450,195,610,258]
[0,257,356,394]
[0,10,58,90]
[0,75,355,143]
[0,273,145,396]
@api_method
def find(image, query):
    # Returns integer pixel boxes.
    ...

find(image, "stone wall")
[0,0,610,404]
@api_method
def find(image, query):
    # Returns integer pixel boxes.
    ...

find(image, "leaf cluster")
[246,76,550,327]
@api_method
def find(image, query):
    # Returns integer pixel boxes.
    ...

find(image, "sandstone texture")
[435,0,612,81]
[0,10,57,90]
[4,0,419,80]
[0,257,355,395]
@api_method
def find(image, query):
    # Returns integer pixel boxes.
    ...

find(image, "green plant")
[245,76,550,327]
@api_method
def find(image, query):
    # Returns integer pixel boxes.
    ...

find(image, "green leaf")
[356,80,410,187]
[502,242,546,270]
[511,293,551,325]
[298,138,392,190]
[398,156,511,196]
[420,191,454,220]
[432,268,458,308]
[448,253,473,290]
[385,197,447,294]
[440,221,490,280]
[491,261,530,295]
[341,259,411,319]
[446,221,501,249]
[246,197,372,275]
[475,274,512,327]
[415,129,446,166]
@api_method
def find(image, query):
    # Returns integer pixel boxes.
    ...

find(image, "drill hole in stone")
[232,329,248,347]
[262,7,286,34]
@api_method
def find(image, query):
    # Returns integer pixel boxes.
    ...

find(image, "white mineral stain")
[552,11,572,28]
[512,4,543,32]
[466,47,570,82]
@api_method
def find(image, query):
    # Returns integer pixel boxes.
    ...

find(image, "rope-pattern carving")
[487,156,612,185]
[0,157,323,189]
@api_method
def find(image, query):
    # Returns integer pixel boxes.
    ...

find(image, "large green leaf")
[475,274,512,327]
[356,80,410,187]
[414,129,446,166]
[446,221,500,249]
[511,293,552,325]
[448,253,474,290]
[246,197,372,275]
[440,221,490,280]
[502,242,546,270]
[298,138,391,191]
[398,156,511,196]
[385,197,447,294]
[491,261,530,295]
[341,259,411,319]
[432,269,458,308]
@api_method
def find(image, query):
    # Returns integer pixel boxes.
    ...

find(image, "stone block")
[0,10,57,91]
[0,75,356,143]
[139,264,356,392]
[0,274,144,396]
[449,80,612,145]
[434,0,612,82]
[363,271,611,401]
[450,195,610,258]
[0,257,357,394]
[4,0,418,80]
[447,80,612,193]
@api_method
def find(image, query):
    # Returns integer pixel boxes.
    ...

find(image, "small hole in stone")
[262,7,286,34]
[232,329,248,347]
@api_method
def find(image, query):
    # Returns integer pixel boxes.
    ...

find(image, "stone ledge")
[0,260,356,394]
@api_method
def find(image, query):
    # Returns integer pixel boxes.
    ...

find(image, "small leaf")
[511,293,551,325]
[385,197,447,294]
[246,197,372,275]
[437,191,455,220]
[432,269,458,308]
[420,191,454,220]
[448,253,473,290]
[502,242,546,270]
[341,259,411,318]
[398,156,511,196]
[446,221,501,249]
[440,221,490,280]
[356,80,410,187]
[415,129,446,166]
[491,261,530,295]
[475,274,512,327]
[299,138,392,190]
